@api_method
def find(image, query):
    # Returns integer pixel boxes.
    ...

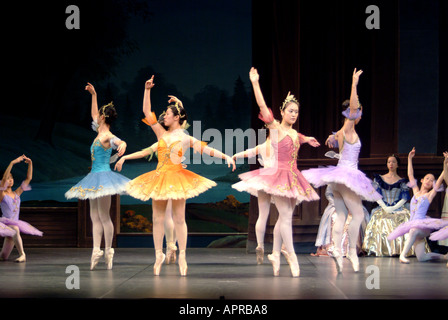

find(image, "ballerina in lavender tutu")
[429,152,448,267]
[233,67,320,277]
[0,155,43,262]
[302,69,382,273]
[388,149,448,264]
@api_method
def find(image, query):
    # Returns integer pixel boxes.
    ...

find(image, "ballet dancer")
[233,67,320,277]
[65,83,130,270]
[115,142,178,264]
[302,68,382,273]
[388,149,448,264]
[0,155,43,262]
[232,134,275,264]
[126,76,235,276]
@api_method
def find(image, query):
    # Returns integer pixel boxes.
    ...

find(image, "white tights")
[255,191,271,249]
[331,183,365,254]
[401,228,447,261]
[90,196,114,249]
[271,196,296,253]
[0,225,24,260]
[153,199,187,251]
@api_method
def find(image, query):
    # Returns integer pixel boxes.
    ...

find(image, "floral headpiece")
[100,101,114,117]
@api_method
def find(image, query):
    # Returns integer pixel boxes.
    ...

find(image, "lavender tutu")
[429,226,448,241]
[0,222,16,237]
[302,136,381,202]
[388,194,448,240]
[232,134,319,204]
[0,217,43,236]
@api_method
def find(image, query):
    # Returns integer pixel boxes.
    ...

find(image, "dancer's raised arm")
[249,67,274,127]
[85,82,99,121]
[349,68,363,116]
[142,75,165,140]
[407,147,419,194]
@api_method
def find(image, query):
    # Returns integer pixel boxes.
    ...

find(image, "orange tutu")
[126,138,216,201]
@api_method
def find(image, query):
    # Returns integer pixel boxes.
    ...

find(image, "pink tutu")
[387,218,448,240]
[0,217,43,236]
[429,225,448,241]
[233,166,319,204]
[0,222,16,237]
[302,165,382,202]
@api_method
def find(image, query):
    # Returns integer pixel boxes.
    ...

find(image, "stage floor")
[0,248,447,301]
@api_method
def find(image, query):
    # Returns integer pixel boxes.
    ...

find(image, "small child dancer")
[0,155,43,262]
[388,149,448,264]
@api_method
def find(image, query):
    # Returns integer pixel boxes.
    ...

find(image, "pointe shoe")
[90,249,104,270]
[399,255,410,264]
[281,246,292,266]
[331,248,343,273]
[286,252,300,277]
[255,247,264,265]
[105,248,115,270]
[165,242,177,265]
[178,250,188,276]
[15,254,26,263]
[347,249,359,272]
[154,250,165,276]
[267,251,280,276]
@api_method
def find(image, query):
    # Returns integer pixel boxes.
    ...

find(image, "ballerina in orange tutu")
[125,75,236,276]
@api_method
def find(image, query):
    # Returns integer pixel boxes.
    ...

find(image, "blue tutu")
[65,139,130,200]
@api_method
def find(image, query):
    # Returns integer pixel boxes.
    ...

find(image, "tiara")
[280,92,299,111]
[100,101,114,117]
[169,101,186,119]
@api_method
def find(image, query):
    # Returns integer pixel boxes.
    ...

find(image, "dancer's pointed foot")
[165,242,177,265]
[399,255,410,264]
[154,250,165,276]
[255,246,264,265]
[105,248,115,270]
[347,249,359,272]
[90,249,103,270]
[267,251,280,276]
[331,248,343,273]
[286,252,300,277]
[178,250,188,276]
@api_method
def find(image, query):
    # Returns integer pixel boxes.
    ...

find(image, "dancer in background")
[233,67,320,277]
[232,134,275,264]
[127,76,235,276]
[363,155,412,257]
[0,155,42,262]
[302,69,382,273]
[65,83,130,270]
[429,152,448,267]
[115,142,178,265]
[388,149,448,264]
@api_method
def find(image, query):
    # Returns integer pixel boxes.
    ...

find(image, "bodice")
[90,139,112,173]
[1,193,20,220]
[409,195,430,220]
[337,137,361,169]
[273,134,300,170]
[156,139,184,173]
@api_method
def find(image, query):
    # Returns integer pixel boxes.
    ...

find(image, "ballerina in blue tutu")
[65,83,130,270]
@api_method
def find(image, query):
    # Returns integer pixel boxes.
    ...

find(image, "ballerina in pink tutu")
[302,69,382,273]
[233,67,320,277]
[389,149,448,264]
[0,155,43,262]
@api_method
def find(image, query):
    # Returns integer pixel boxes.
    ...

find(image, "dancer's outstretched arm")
[114,143,158,172]
[249,67,275,127]
[85,82,99,121]
[191,138,236,171]
[407,147,419,194]
[143,75,165,140]
[444,151,448,184]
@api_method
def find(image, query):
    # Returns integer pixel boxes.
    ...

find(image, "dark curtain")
[438,0,448,154]
[251,0,400,159]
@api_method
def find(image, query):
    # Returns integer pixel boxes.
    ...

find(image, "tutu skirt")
[429,226,448,241]
[0,217,43,236]
[65,170,131,200]
[232,166,319,204]
[127,167,216,201]
[302,165,382,202]
[0,221,16,237]
[387,218,448,240]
